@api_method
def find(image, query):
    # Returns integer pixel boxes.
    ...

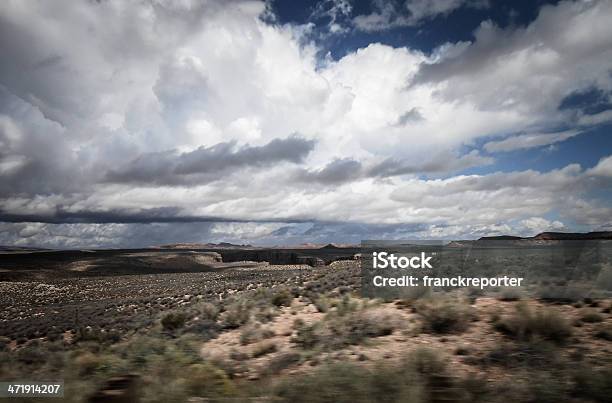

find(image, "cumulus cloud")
[587,155,612,178]
[0,0,611,246]
[414,0,612,124]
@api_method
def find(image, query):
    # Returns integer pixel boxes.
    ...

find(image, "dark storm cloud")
[105,135,315,185]
[0,207,185,224]
[0,88,88,198]
[294,150,492,184]
[294,158,363,184]
[0,206,314,225]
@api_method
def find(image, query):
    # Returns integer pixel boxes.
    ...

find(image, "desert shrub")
[192,302,219,321]
[275,349,452,403]
[333,294,361,316]
[579,308,604,323]
[405,347,448,376]
[572,365,612,402]
[221,289,289,328]
[594,324,612,341]
[493,303,572,343]
[181,319,219,340]
[15,342,47,365]
[326,308,396,346]
[182,362,236,398]
[526,371,571,403]
[118,335,170,367]
[73,351,126,377]
[161,311,187,331]
[274,363,387,403]
[254,305,278,323]
[415,297,475,334]
[293,307,399,350]
[292,319,322,349]
[271,288,293,307]
[239,322,275,345]
[221,299,252,329]
[252,341,277,358]
[313,296,330,313]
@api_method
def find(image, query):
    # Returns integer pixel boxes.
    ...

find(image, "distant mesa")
[0,245,49,252]
[477,235,523,241]
[533,231,612,240]
[157,242,253,249]
[479,231,612,241]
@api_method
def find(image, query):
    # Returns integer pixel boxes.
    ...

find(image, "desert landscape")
[1,236,611,402]
[2,1,612,401]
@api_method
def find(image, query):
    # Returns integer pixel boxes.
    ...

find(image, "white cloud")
[483,129,582,153]
[587,155,612,177]
[416,0,612,127]
[517,217,566,235]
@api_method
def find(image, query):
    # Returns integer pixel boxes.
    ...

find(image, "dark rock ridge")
[157,242,253,249]
[479,231,612,241]
[213,248,358,266]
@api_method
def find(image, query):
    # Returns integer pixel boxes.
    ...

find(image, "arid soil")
[0,251,611,402]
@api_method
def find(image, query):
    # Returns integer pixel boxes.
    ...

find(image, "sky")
[0,0,611,248]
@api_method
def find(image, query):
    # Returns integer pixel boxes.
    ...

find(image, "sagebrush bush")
[221,288,290,328]
[579,308,604,323]
[494,303,572,343]
[572,365,612,402]
[332,294,361,316]
[292,307,399,350]
[292,319,322,349]
[271,288,293,307]
[594,324,612,341]
[274,348,452,403]
[415,297,475,334]
[182,362,236,397]
[221,299,252,329]
[275,362,417,403]
[192,302,219,321]
[313,296,330,313]
[160,312,187,331]
[326,308,396,346]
